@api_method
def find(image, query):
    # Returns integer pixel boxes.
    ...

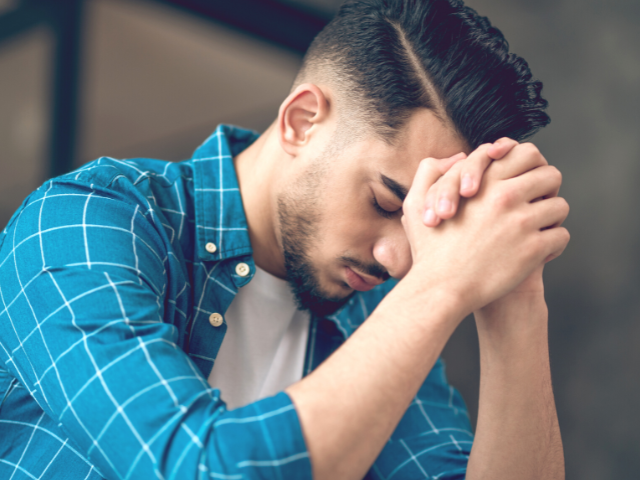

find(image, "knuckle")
[520,142,546,163]
[492,188,515,208]
[515,212,531,231]
[477,143,493,156]
[416,158,434,177]
[548,165,563,183]
[402,198,414,215]
[403,198,420,217]
[420,157,434,167]
[554,228,571,251]
[495,137,517,149]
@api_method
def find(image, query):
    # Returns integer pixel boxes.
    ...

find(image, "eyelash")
[372,196,397,219]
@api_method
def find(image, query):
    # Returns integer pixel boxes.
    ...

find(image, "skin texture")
[236,84,467,292]
[234,82,568,480]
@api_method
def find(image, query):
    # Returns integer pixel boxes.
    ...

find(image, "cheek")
[309,201,373,270]
[326,193,377,241]
[317,216,380,269]
[312,167,380,259]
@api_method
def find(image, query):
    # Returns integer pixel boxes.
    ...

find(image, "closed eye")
[372,195,400,219]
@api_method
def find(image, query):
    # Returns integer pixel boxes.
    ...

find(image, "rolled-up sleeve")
[0,181,311,480]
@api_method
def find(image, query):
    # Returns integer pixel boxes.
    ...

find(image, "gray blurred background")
[0,0,638,477]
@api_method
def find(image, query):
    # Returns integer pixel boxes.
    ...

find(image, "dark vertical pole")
[49,0,84,177]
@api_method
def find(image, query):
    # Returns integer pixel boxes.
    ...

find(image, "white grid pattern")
[0,125,472,480]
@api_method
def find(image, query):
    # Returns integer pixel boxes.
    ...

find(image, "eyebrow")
[380,174,408,202]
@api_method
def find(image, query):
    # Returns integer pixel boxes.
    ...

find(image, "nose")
[372,225,412,279]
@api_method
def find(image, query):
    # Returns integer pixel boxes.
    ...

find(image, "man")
[0,0,569,479]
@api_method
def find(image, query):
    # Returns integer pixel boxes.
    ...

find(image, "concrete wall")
[440,1,640,478]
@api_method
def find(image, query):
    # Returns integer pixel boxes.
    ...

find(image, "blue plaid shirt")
[0,125,472,480]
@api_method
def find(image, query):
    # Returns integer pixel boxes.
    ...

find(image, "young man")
[0,0,569,479]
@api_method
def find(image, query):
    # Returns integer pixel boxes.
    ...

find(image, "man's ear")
[277,83,330,157]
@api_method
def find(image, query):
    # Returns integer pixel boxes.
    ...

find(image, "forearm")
[466,296,564,480]
[286,273,465,480]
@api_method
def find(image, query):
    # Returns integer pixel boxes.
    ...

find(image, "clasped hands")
[401,138,570,318]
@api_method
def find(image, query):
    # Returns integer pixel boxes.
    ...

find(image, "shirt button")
[209,312,223,327]
[205,242,217,254]
[235,262,250,277]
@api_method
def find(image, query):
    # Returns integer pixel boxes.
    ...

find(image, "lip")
[344,266,383,292]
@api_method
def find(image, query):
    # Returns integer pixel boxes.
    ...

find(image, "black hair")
[298,0,550,148]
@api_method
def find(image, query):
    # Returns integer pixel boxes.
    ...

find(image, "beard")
[276,139,390,317]
[276,157,355,317]
[277,193,353,317]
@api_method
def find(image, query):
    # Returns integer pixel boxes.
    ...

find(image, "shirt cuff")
[211,391,313,480]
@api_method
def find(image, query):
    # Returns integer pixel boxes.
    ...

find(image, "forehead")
[358,109,469,185]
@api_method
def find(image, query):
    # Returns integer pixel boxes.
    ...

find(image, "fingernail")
[423,208,436,224]
[438,198,452,214]
[461,174,473,192]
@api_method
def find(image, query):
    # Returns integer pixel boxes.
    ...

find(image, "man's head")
[295,0,550,149]
[263,0,550,315]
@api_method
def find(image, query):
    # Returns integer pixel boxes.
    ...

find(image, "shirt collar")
[191,125,396,334]
[192,124,259,262]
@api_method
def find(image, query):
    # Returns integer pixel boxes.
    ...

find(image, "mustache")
[340,255,390,282]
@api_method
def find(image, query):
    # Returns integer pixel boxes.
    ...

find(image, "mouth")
[344,266,384,292]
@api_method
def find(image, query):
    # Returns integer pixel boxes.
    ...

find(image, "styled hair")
[296,0,550,148]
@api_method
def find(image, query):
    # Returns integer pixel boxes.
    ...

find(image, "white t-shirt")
[207,265,310,410]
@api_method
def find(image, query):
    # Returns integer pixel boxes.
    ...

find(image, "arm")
[287,275,468,480]
[0,181,311,480]
[287,144,569,480]
[467,268,564,479]
[424,140,566,479]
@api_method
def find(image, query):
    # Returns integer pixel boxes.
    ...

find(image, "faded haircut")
[294,0,550,149]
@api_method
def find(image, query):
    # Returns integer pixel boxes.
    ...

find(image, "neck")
[234,123,288,279]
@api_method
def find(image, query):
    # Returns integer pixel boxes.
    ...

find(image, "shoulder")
[1,157,196,246]
[68,156,194,190]
[0,170,174,292]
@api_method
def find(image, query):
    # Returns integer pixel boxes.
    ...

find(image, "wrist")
[474,294,549,352]
[399,268,471,326]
